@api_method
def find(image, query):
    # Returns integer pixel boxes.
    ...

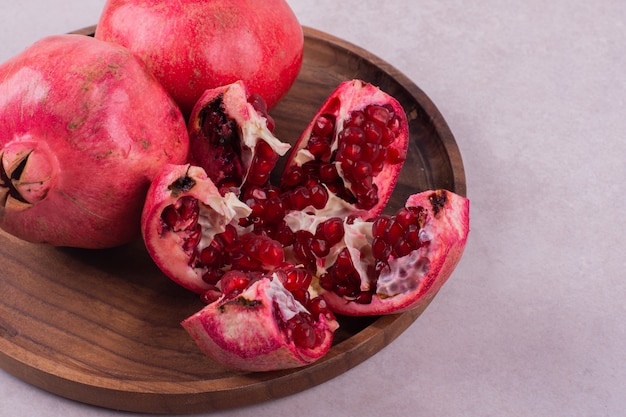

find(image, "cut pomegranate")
[280,79,409,219]
[139,78,470,371]
[187,81,291,196]
[291,189,471,316]
[182,272,338,372]
[141,164,253,294]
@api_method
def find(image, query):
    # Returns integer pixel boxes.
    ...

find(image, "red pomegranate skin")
[95,0,304,118]
[319,189,470,316]
[0,34,189,248]
[182,274,339,372]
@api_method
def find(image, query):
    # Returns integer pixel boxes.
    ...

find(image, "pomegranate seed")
[312,114,335,137]
[246,197,266,218]
[372,215,391,237]
[200,286,222,304]
[293,230,316,264]
[319,273,334,291]
[380,126,395,146]
[307,135,331,159]
[182,223,202,253]
[291,288,310,306]
[342,143,362,161]
[318,217,344,245]
[365,104,391,127]
[388,115,401,135]
[264,196,286,223]
[395,207,417,228]
[362,120,383,144]
[386,147,405,164]
[273,222,295,246]
[358,185,379,210]
[309,183,329,209]
[354,291,373,304]
[289,186,311,211]
[385,220,405,242]
[352,160,372,180]
[347,110,365,127]
[247,93,268,113]
[393,239,414,257]
[319,162,339,183]
[291,315,317,349]
[202,268,224,285]
[361,142,381,162]
[340,126,365,145]
[230,251,261,271]
[215,224,238,247]
[199,244,221,267]
[307,297,333,318]
[311,238,330,257]
[220,271,251,295]
[372,237,391,260]
[334,248,354,274]
[283,266,313,292]
[161,196,199,231]
[404,224,420,247]
[255,139,275,160]
[262,243,284,268]
[282,165,303,187]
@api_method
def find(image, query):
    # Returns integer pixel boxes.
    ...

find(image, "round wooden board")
[0,26,466,414]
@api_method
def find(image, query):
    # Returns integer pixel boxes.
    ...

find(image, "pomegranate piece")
[187,81,291,196]
[280,79,409,219]
[284,189,470,316]
[95,0,303,117]
[182,271,338,372]
[0,35,189,248]
[141,164,255,294]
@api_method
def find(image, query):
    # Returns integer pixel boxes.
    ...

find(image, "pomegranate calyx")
[0,140,57,209]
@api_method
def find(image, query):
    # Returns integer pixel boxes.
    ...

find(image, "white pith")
[196,191,252,253]
[222,81,291,185]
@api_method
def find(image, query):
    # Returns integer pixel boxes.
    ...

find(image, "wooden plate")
[0,26,465,414]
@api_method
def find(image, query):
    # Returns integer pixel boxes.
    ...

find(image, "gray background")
[1,1,625,416]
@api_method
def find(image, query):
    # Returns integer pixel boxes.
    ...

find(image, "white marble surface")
[1,1,625,416]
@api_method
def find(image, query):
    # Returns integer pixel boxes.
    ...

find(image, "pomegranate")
[95,0,304,118]
[288,189,470,316]
[140,78,469,370]
[182,270,338,372]
[141,163,253,294]
[187,81,291,196]
[0,34,189,248]
[279,79,409,219]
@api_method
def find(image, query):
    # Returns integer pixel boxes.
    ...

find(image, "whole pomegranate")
[95,0,304,118]
[0,34,189,248]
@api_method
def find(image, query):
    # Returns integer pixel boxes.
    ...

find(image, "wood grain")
[0,26,465,414]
